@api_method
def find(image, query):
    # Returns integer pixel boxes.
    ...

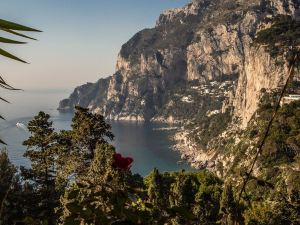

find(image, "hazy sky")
[0,0,187,90]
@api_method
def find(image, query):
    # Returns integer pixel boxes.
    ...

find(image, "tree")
[243,197,291,225]
[22,111,58,225]
[219,183,237,225]
[147,168,164,208]
[0,19,40,144]
[59,144,137,225]
[0,150,17,224]
[56,106,115,180]
[71,106,114,159]
[169,173,196,209]
[168,173,197,224]
[54,130,80,189]
[192,173,222,225]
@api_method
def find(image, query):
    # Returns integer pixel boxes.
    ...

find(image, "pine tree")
[54,130,81,189]
[167,173,197,224]
[0,150,17,225]
[146,168,171,224]
[219,183,236,225]
[55,106,115,184]
[59,144,136,225]
[0,150,44,225]
[71,106,114,160]
[169,173,196,209]
[192,172,222,225]
[147,168,165,208]
[22,111,58,225]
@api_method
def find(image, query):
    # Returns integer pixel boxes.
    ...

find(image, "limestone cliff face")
[58,0,299,125]
[59,0,299,125]
[233,47,289,127]
[58,78,110,112]
[58,0,300,173]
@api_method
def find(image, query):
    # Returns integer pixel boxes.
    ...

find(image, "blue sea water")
[0,89,192,176]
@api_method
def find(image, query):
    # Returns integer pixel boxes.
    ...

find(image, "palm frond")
[0,37,26,44]
[0,19,41,32]
[0,28,37,40]
[0,76,20,90]
[0,114,4,145]
[0,19,40,145]
[0,97,9,103]
[0,47,27,63]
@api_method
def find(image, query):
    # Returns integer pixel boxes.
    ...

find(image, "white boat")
[16,122,27,131]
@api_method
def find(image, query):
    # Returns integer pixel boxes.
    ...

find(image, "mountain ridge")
[58,0,300,173]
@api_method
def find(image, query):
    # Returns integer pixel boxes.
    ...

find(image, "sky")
[0,0,187,90]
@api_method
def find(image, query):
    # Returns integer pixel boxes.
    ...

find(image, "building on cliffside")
[280,94,300,106]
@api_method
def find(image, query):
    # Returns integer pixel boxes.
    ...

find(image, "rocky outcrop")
[58,0,300,170]
[59,0,299,123]
[233,47,288,127]
[58,77,111,112]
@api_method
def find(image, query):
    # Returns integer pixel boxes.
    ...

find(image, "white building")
[280,94,300,106]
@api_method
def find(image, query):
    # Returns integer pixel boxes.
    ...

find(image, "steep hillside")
[58,0,300,172]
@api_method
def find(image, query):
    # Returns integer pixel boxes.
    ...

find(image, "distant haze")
[0,0,187,90]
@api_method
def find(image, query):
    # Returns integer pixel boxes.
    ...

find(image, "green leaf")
[1,28,37,40]
[0,37,26,44]
[0,19,41,32]
[0,47,27,63]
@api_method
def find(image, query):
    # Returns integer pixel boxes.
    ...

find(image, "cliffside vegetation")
[156,80,233,149]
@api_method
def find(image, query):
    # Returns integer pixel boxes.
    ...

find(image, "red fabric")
[112,153,133,170]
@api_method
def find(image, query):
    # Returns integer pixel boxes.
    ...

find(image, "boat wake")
[16,122,28,132]
[153,127,179,131]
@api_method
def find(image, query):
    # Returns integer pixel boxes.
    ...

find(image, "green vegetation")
[0,107,225,225]
[190,109,232,149]
[156,80,233,150]
[251,93,300,182]
[1,12,300,225]
[157,81,219,121]
[217,92,300,225]
[229,16,300,222]
[21,112,58,225]
[253,15,300,63]
[0,100,299,224]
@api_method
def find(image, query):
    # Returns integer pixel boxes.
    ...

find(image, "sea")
[0,89,192,176]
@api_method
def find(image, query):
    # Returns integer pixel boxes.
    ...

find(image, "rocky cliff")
[58,0,300,172]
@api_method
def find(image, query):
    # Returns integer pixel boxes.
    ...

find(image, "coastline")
[172,129,218,170]
[57,109,215,170]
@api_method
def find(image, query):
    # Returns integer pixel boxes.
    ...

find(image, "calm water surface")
[0,89,191,176]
